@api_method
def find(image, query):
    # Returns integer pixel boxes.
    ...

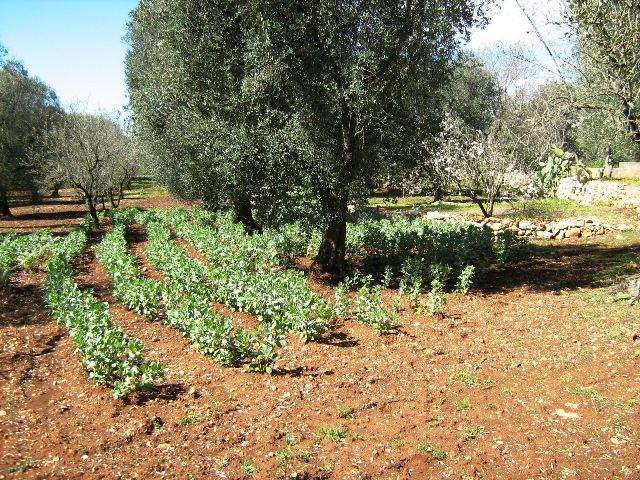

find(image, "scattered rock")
[552,409,580,419]
[565,227,581,239]
[425,211,445,221]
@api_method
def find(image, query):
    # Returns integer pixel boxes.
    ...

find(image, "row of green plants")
[42,213,164,398]
[0,231,57,284]
[344,210,512,285]
[128,208,286,373]
[167,207,333,342]
[161,206,519,335]
[188,206,292,269]
[329,211,516,328]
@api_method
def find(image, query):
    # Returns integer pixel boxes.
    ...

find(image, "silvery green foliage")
[38,112,134,226]
[125,0,489,271]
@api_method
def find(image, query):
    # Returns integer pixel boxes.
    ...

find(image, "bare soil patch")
[1,196,640,479]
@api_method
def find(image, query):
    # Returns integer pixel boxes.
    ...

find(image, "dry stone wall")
[420,211,638,240]
[557,178,640,212]
[473,216,635,240]
[383,179,640,240]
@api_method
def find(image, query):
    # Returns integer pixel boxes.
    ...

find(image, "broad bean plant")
[43,214,163,398]
[130,209,285,371]
[0,231,58,284]
[166,208,332,342]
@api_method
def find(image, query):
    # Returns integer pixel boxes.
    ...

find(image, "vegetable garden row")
[0,206,518,399]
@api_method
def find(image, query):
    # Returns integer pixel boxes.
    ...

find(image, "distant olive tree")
[567,0,640,151]
[570,108,639,168]
[0,53,63,215]
[38,111,135,226]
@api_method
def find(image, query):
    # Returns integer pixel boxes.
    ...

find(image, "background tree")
[125,0,292,233]
[126,0,489,273]
[445,51,502,133]
[567,0,640,152]
[428,113,533,217]
[418,50,502,201]
[570,108,639,168]
[415,46,547,215]
[0,52,63,216]
[38,111,135,226]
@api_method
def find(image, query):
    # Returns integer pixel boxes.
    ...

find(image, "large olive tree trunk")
[315,190,349,274]
[233,194,262,234]
[314,105,358,274]
[0,189,11,217]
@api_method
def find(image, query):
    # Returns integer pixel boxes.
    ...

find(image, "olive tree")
[39,112,135,226]
[0,54,62,216]
[126,0,489,273]
[567,0,640,151]
[125,0,286,233]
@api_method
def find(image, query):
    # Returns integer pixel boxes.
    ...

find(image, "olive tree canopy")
[568,0,640,151]
[37,112,135,227]
[0,54,62,216]
[126,0,490,272]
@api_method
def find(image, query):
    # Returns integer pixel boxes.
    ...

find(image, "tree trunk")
[432,183,446,202]
[30,185,43,204]
[315,190,349,274]
[233,195,262,234]
[604,146,614,179]
[0,189,12,217]
[85,196,100,228]
[315,102,359,274]
[473,198,489,218]
[622,99,640,146]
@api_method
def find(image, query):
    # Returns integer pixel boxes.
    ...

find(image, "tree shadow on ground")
[478,240,640,295]
[7,209,89,222]
[0,282,53,328]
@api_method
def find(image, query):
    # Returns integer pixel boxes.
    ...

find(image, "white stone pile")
[474,216,636,240]
[557,178,640,212]
[420,210,638,240]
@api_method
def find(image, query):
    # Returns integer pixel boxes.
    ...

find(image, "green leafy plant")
[336,270,398,333]
[236,324,287,374]
[7,458,39,474]
[41,215,163,399]
[454,265,475,293]
[465,425,486,439]
[240,460,259,476]
[457,370,479,386]
[418,443,446,460]
[315,425,358,444]
[179,412,203,426]
[337,406,355,419]
[454,398,473,411]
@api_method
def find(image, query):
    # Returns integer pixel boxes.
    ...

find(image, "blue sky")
[0,0,137,113]
[0,0,567,114]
